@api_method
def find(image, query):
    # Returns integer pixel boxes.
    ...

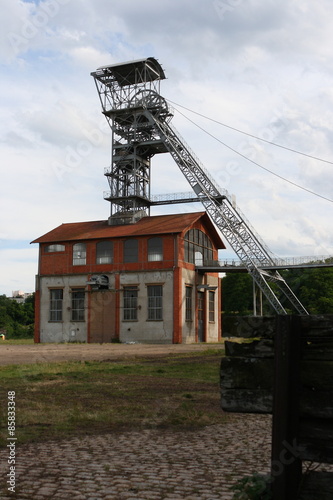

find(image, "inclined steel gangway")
[139,96,308,315]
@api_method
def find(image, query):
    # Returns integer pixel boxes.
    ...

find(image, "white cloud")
[0,248,38,297]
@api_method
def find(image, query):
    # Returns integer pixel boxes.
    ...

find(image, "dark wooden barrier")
[220,315,333,500]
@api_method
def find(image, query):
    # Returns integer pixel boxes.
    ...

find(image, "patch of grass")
[0,338,34,345]
[0,352,226,447]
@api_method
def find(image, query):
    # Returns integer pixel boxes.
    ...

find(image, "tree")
[222,263,333,316]
[222,273,253,315]
[0,294,35,338]
[281,267,333,314]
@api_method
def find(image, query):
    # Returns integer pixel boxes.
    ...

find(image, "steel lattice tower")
[91,58,170,225]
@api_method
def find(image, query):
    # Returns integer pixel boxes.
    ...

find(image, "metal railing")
[201,255,333,269]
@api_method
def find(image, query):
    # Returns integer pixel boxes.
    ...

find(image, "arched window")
[148,237,163,262]
[184,229,213,265]
[96,241,113,264]
[73,243,86,266]
[124,239,138,263]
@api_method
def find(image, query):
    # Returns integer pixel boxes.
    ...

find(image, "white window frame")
[147,285,163,321]
[49,289,63,322]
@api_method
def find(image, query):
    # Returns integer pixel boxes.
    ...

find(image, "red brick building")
[32,211,224,344]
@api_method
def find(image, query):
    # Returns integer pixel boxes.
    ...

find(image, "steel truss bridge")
[91,57,331,316]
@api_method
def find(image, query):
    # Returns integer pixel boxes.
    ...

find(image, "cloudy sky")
[1,0,333,296]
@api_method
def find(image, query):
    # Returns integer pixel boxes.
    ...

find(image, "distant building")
[31,212,225,344]
[11,291,33,303]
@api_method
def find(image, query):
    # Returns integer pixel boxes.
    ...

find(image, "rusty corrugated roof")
[31,212,225,248]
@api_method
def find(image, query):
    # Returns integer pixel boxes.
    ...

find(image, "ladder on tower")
[143,104,309,315]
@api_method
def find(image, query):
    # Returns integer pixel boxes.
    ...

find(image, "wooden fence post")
[271,315,302,500]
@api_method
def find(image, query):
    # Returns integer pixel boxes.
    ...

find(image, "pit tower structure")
[91,57,308,315]
[91,58,171,225]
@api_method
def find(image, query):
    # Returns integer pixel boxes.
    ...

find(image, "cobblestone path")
[1,414,271,500]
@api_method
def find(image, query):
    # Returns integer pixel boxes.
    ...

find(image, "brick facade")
[32,212,225,344]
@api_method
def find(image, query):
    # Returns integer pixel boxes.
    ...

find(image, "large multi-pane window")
[123,286,138,320]
[71,288,85,321]
[185,286,193,321]
[49,289,63,322]
[209,291,215,322]
[124,239,138,263]
[96,241,113,264]
[147,285,163,320]
[73,243,86,266]
[184,229,213,265]
[148,237,163,262]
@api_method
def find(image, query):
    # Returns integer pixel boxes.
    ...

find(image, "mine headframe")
[91,58,308,315]
[91,58,171,225]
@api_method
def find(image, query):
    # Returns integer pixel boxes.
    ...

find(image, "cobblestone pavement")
[1,414,272,500]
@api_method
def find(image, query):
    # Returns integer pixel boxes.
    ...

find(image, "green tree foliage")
[0,294,35,338]
[223,262,333,316]
[222,273,253,314]
[281,266,333,314]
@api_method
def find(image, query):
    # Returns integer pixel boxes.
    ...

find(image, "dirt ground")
[0,342,224,366]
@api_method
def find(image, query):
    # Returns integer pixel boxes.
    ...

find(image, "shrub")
[231,473,272,499]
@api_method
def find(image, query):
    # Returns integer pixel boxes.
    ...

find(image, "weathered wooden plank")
[225,339,274,358]
[224,339,333,361]
[302,339,333,360]
[220,388,333,417]
[222,315,333,340]
[300,390,333,418]
[271,316,302,500]
[299,418,333,464]
[222,315,276,339]
[298,472,333,500]
[220,314,333,483]
[221,388,272,413]
[300,315,333,338]
[221,358,333,390]
[301,361,333,390]
[220,357,274,389]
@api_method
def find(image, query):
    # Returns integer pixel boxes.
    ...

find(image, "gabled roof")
[31,212,225,249]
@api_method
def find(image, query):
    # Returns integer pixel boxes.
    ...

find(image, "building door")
[197,291,204,342]
[89,291,116,343]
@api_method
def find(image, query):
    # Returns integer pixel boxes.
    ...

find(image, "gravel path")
[0,414,272,500]
[0,343,223,366]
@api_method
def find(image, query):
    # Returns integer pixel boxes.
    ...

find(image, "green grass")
[0,338,34,345]
[0,350,226,447]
